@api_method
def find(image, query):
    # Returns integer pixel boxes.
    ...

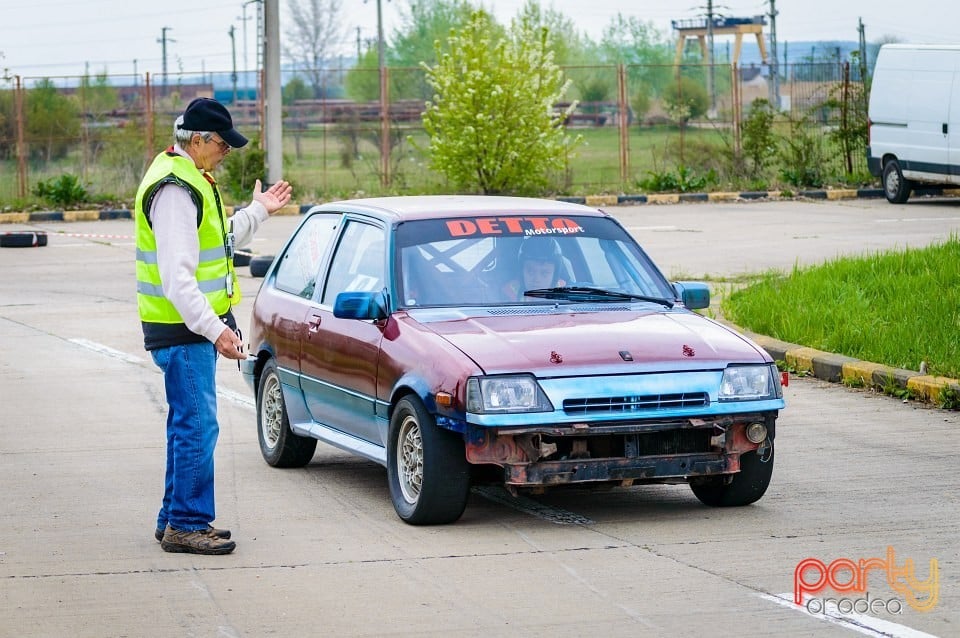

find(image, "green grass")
[721,236,960,380]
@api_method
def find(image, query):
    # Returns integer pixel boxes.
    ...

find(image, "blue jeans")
[150,342,220,532]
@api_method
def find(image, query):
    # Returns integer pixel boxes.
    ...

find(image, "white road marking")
[69,338,144,364]
[217,387,255,410]
[875,217,957,223]
[759,593,941,638]
[69,338,255,411]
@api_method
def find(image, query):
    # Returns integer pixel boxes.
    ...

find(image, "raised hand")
[252,179,293,215]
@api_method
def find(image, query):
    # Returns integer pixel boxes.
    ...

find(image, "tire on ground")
[1,231,48,248]
[689,440,775,507]
[249,254,275,278]
[387,395,471,525]
[257,358,317,467]
[882,159,912,204]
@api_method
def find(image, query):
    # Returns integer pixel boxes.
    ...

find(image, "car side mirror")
[672,281,710,310]
[333,291,388,320]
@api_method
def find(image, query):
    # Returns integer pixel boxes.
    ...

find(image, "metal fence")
[0,62,868,205]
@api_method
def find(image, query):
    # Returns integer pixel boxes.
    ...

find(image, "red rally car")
[241,196,785,524]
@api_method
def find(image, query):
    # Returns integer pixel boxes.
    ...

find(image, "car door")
[299,218,387,445]
[255,212,340,417]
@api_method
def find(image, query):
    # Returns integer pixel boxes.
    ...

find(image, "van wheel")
[882,159,912,203]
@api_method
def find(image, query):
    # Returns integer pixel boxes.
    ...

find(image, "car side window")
[274,213,340,299]
[321,221,385,305]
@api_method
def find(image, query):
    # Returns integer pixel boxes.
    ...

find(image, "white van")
[867,44,960,203]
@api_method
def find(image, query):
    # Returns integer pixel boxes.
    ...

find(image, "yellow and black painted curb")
[6,185,960,225]
[0,203,303,224]
[748,332,960,407]
[5,185,960,224]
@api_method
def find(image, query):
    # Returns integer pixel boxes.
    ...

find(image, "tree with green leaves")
[27,78,80,162]
[420,9,577,194]
[345,0,476,102]
[514,1,602,106]
[282,76,313,105]
[76,70,118,164]
[599,14,673,97]
[742,98,778,178]
[662,75,709,127]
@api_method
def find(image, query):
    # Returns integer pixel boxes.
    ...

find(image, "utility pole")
[857,17,868,81]
[357,26,362,61]
[229,25,238,104]
[158,27,174,94]
[264,0,282,184]
[242,0,261,96]
[767,0,780,109]
[364,0,390,186]
[706,0,716,117]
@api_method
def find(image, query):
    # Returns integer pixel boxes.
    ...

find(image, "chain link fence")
[0,62,868,207]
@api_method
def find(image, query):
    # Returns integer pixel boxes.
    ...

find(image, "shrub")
[33,174,89,207]
[742,98,778,179]
[662,76,709,126]
[778,118,825,188]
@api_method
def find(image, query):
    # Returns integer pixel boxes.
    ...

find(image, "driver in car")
[502,237,567,301]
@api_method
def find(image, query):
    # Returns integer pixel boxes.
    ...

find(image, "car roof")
[309,195,610,223]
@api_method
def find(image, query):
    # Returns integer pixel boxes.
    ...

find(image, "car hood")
[415,308,769,375]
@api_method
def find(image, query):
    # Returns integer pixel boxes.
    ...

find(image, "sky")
[1,0,958,79]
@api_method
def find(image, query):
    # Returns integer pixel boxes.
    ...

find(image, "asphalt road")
[1,197,958,637]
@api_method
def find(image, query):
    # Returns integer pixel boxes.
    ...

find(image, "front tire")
[882,159,912,203]
[387,396,470,525]
[257,359,317,467]
[690,440,774,507]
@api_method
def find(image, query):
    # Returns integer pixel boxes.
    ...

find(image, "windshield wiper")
[522,286,674,308]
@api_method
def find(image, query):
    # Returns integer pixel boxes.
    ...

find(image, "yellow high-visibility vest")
[134,150,240,324]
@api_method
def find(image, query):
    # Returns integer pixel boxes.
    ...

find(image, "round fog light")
[745,422,767,444]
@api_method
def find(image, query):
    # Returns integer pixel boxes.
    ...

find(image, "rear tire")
[882,159,912,203]
[387,395,470,525]
[257,359,317,467]
[690,440,774,507]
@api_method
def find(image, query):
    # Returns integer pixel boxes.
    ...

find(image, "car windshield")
[394,215,675,308]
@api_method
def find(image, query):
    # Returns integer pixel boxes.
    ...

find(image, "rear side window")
[274,213,339,299]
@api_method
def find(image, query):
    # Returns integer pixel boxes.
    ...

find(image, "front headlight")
[719,364,781,401]
[466,375,553,414]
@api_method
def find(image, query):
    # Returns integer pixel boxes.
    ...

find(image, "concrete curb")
[747,332,960,407]
[0,209,132,223]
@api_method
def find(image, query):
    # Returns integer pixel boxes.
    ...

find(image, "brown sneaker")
[155,525,231,543]
[160,525,236,555]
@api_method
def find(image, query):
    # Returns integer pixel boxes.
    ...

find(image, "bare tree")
[284,0,345,97]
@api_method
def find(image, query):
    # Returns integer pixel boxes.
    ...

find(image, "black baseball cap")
[179,97,248,148]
